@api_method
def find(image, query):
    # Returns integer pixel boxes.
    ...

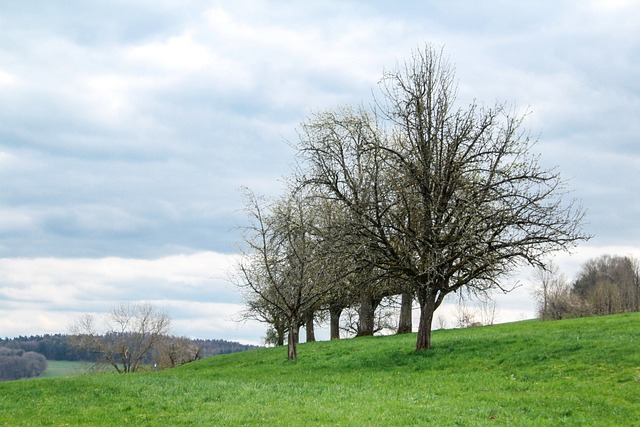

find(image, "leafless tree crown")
[239,44,589,354]
[297,44,589,351]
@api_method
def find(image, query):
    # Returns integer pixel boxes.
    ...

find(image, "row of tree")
[534,254,640,320]
[236,44,589,360]
[0,348,47,381]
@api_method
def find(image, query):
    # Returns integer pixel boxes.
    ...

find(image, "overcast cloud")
[1,1,639,344]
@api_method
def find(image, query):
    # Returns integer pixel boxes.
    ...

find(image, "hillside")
[1,313,639,426]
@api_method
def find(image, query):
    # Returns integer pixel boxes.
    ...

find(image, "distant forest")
[0,334,260,363]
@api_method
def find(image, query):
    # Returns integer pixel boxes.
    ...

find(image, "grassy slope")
[1,313,639,426]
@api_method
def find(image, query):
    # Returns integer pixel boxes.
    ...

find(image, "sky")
[1,0,639,344]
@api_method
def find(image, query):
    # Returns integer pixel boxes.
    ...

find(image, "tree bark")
[397,291,413,334]
[305,312,316,342]
[634,266,640,311]
[287,319,299,360]
[276,326,285,346]
[357,291,376,337]
[329,304,343,340]
[415,288,436,351]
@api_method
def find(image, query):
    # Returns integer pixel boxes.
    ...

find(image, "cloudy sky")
[1,1,639,344]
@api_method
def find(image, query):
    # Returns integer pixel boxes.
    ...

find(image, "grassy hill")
[1,313,639,426]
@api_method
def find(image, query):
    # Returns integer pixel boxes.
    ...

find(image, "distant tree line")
[0,347,47,381]
[0,334,259,364]
[534,254,640,320]
[0,334,97,361]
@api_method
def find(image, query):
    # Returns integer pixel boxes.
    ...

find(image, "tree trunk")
[271,318,286,346]
[329,304,343,340]
[415,288,437,351]
[357,291,376,336]
[397,291,413,334]
[287,319,299,360]
[305,312,316,342]
[634,268,640,311]
[276,326,285,346]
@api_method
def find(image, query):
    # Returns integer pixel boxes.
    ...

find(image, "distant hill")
[0,334,260,362]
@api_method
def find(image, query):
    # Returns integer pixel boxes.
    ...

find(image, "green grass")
[40,360,96,378]
[2,313,639,426]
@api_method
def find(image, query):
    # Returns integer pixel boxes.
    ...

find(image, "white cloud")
[0,70,17,86]
[0,252,253,340]
[126,32,214,72]
[0,0,639,343]
[0,209,33,233]
[589,0,639,14]
[77,74,143,126]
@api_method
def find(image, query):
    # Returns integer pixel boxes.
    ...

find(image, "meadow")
[40,360,96,378]
[1,313,639,426]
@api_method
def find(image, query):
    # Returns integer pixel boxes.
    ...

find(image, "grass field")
[1,313,639,426]
[40,360,96,378]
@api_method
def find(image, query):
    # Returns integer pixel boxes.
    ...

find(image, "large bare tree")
[298,44,589,351]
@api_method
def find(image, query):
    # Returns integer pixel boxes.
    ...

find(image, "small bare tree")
[70,302,171,373]
[478,298,500,326]
[454,298,477,328]
[236,188,348,360]
[532,261,561,318]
